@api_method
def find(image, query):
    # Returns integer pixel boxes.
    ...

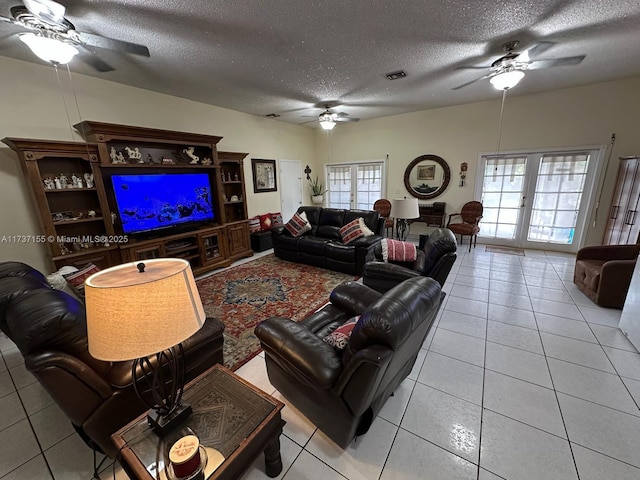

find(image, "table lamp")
[393,197,420,241]
[85,258,205,434]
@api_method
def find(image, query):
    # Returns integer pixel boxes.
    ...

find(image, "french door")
[326,161,385,210]
[476,148,603,252]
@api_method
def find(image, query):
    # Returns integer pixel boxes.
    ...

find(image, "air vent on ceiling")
[385,70,407,80]
[265,113,280,118]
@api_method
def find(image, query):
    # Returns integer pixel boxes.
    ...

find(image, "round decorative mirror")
[404,154,451,200]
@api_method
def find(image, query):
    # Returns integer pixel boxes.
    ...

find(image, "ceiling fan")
[303,104,360,130]
[0,0,150,72]
[452,40,586,91]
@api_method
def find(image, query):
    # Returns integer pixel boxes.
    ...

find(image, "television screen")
[111,173,215,235]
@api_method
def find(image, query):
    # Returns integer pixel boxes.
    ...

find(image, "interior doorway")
[279,159,303,220]
[475,147,605,252]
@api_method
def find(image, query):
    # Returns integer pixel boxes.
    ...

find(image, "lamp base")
[147,402,193,435]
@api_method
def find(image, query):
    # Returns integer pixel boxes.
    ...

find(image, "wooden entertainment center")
[3,122,253,275]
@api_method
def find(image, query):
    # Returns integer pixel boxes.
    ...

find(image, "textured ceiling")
[1,0,640,127]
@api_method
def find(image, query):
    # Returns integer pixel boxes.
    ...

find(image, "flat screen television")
[111,173,215,235]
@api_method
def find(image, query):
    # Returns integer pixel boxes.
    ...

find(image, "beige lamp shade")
[85,258,205,361]
[392,198,420,219]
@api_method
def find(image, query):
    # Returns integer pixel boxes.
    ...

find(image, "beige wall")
[315,76,640,244]
[2,52,639,271]
[0,56,315,272]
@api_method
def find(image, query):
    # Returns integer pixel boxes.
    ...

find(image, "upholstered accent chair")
[573,244,640,308]
[373,199,394,238]
[447,201,483,252]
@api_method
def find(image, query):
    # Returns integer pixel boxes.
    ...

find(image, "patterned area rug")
[485,245,525,256]
[196,254,355,371]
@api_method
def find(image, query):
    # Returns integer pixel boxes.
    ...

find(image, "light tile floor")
[1,248,640,479]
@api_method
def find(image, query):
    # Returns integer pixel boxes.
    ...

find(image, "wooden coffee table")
[112,364,285,479]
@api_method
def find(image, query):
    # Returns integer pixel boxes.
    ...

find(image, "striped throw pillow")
[285,211,311,237]
[339,217,374,244]
[248,216,261,233]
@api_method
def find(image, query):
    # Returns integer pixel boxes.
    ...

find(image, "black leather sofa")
[0,261,224,458]
[255,276,443,448]
[271,206,385,275]
[363,228,458,293]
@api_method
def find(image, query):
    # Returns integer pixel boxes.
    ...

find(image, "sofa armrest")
[255,317,342,389]
[576,245,640,261]
[270,225,287,236]
[353,234,383,248]
[329,281,382,315]
[600,259,637,281]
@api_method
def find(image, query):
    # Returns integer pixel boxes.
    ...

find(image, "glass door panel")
[327,162,384,210]
[478,149,599,252]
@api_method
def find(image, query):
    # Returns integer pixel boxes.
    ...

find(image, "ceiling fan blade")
[526,41,555,58]
[76,46,115,72]
[452,74,492,90]
[528,55,585,69]
[455,65,491,71]
[74,31,150,57]
[335,117,359,123]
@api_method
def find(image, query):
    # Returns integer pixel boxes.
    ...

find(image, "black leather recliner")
[255,276,443,448]
[362,228,457,293]
[0,261,224,458]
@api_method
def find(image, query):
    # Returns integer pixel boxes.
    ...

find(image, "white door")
[477,148,603,252]
[279,160,303,220]
[327,162,385,210]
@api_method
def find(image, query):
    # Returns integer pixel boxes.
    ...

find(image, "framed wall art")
[251,158,277,193]
[417,164,436,180]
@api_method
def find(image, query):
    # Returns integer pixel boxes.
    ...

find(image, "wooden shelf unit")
[2,138,120,270]
[4,123,253,274]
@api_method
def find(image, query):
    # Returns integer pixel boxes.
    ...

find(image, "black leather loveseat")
[271,206,385,275]
[0,261,224,457]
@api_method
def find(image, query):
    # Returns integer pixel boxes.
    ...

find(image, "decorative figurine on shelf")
[116,152,126,164]
[110,212,117,224]
[59,174,68,188]
[221,171,227,182]
[146,153,154,164]
[43,177,54,190]
[230,195,239,202]
[234,172,239,181]
[84,173,94,188]
[87,210,97,217]
[125,146,144,163]
[226,172,232,182]
[162,158,175,165]
[59,244,71,255]
[71,174,82,188]
[54,176,61,189]
[202,157,212,165]
[222,193,227,202]
[110,147,118,164]
[183,146,200,164]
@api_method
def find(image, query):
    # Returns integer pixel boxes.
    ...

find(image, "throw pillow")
[248,216,261,233]
[339,217,374,244]
[323,316,360,350]
[381,238,417,262]
[47,266,82,301]
[259,213,272,231]
[285,211,312,237]
[63,263,101,298]
[270,212,284,227]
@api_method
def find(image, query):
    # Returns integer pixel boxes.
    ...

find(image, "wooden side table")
[112,364,285,480]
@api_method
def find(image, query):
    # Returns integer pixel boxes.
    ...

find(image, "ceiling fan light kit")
[490,69,525,90]
[19,32,78,64]
[318,112,337,130]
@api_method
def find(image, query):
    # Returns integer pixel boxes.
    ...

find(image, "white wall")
[0,56,315,272]
[315,76,640,244]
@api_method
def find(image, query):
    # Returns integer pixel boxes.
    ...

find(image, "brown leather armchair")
[255,276,443,448]
[373,199,394,237]
[0,261,224,458]
[573,244,640,308]
[447,201,483,252]
[362,228,458,292]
